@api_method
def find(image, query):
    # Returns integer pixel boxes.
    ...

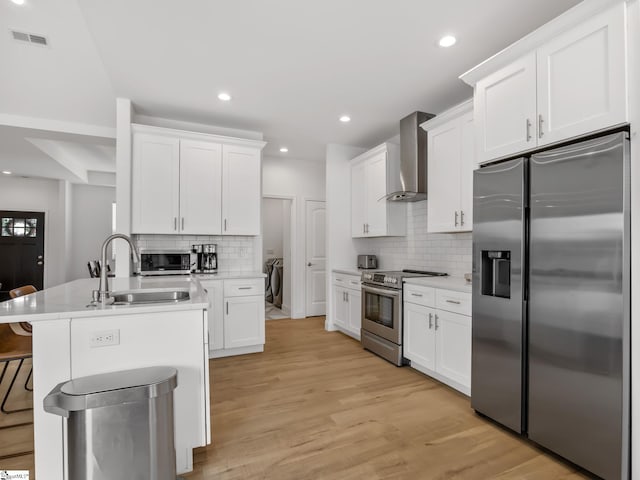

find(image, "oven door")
[361,284,402,344]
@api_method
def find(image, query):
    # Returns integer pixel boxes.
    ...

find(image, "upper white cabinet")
[536,5,626,146]
[131,125,265,235]
[422,101,475,233]
[132,133,181,234]
[475,53,537,163]
[469,3,627,164]
[222,145,261,235]
[350,143,406,238]
[179,139,223,235]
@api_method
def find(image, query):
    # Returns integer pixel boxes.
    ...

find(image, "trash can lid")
[61,366,177,396]
[43,366,178,416]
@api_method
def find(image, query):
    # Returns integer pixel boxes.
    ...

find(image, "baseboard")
[209,344,264,359]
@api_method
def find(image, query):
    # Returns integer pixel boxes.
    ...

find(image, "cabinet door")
[458,112,475,231]
[475,53,537,163]
[403,302,436,371]
[435,309,471,389]
[131,133,180,234]
[332,285,348,328]
[222,145,261,235]
[427,120,460,232]
[224,295,265,348]
[537,4,626,146]
[202,280,224,352]
[347,288,361,335]
[351,161,367,237]
[179,140,222,235]
[365,152,388,237]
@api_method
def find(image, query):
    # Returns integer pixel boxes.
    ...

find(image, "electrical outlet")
[90,329,120,348]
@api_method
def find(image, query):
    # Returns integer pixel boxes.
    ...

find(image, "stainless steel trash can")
[44,366,178,480]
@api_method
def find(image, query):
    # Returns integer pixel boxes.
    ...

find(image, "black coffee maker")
[192,244,218,273]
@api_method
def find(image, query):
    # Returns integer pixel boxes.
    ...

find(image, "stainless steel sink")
[110,289,190,305]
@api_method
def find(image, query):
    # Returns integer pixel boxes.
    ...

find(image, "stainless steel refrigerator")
[471,131,630,480]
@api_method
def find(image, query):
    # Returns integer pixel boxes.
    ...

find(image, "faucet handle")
[91,290,100,303]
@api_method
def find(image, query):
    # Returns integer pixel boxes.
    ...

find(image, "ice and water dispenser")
[481,250,511,298]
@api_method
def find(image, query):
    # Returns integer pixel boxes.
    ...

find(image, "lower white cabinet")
[403,285,471,395]
[201,277,265,358]
[331,271,361,339]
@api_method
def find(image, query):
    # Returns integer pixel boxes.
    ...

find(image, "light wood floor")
[187,317,588,480]
[0,317,589,479]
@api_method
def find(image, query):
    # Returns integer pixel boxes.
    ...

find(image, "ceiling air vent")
[11,30,49,47]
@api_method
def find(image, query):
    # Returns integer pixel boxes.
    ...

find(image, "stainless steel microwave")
[139,250,194,275]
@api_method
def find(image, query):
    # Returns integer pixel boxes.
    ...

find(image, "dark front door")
[0,211,45,301]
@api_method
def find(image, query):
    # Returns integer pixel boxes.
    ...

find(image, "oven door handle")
[361,285,401,298]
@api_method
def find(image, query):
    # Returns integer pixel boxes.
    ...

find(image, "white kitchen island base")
[1,277,211,479]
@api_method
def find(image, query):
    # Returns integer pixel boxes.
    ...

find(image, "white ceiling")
[1,0,583,166]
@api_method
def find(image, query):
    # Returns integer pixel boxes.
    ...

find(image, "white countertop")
[403,276,472,293]
[194,271,266,280]
[0,276,209,323]
[332,267,372,276]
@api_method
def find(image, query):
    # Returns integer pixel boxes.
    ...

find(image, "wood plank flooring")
[187,317,588,480]
[0,317,589,479]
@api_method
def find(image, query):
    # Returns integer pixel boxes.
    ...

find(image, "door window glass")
[1,217,38,237]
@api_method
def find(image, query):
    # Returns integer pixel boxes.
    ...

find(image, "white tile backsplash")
[134,234,257,273]
[354,201,472,277]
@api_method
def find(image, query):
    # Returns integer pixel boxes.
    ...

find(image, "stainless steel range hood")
[386,111,435,202]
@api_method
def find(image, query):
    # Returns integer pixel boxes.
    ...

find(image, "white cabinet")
[475,53,537,163]
[423,102,475,233]
[536,4,626,146]
[403,285,471,395]
[201,277,265,358]
[224,295,265,349]
[331,272,361,339]
[473,3,626,164]
[179,140,222,235]
[351,143,406,238]
[222,145,261,235]
[131,133,181,234]
[131,125,264,235]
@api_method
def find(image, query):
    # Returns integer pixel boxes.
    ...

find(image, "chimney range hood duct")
[386,111,435,202]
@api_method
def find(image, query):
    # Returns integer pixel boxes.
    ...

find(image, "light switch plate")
[90,329,120,348]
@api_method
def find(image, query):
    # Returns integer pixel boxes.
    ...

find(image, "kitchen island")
[0,276,211,478]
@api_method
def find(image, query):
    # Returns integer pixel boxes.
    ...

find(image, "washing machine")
[264,258,278,303]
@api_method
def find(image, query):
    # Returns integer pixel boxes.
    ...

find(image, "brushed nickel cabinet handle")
[174,217,177,231]
[181,217,185,230]
[538,114,544,138]
[454,211,459,227]
[434,314,439,330]
[460,211,464,227]
[238,287,252,290]
[226,302,229,315]
[446,299,461,305]
[428,312,433,329]
[411,293,423,297]
[224,219,227,231]
[526,118,532,142]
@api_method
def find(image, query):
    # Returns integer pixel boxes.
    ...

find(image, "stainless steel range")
[361,269,447,366]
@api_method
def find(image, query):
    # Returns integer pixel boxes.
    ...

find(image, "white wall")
[282,199,292,314]
[0,176,67,288]
[325,144,366,330]
[262,156,325,318]
[68,184,116,281]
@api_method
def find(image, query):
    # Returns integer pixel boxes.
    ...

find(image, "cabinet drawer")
[224,278,264,297]
[333,273,360,289]
[403,284,435,307]
[436,289,471,316]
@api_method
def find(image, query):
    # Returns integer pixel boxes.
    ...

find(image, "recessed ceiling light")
[279,147,289,153]
[217,92,231,101]
[339,115,351,123]
[438,35,457,48]
[2,170,12,175]
[11,0,25,5]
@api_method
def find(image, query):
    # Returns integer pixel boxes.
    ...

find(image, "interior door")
[0,211,45,300]
[306,200,326,316]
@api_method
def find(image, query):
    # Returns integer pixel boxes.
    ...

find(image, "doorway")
[0,211,45,301]
[262,197,293,320]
